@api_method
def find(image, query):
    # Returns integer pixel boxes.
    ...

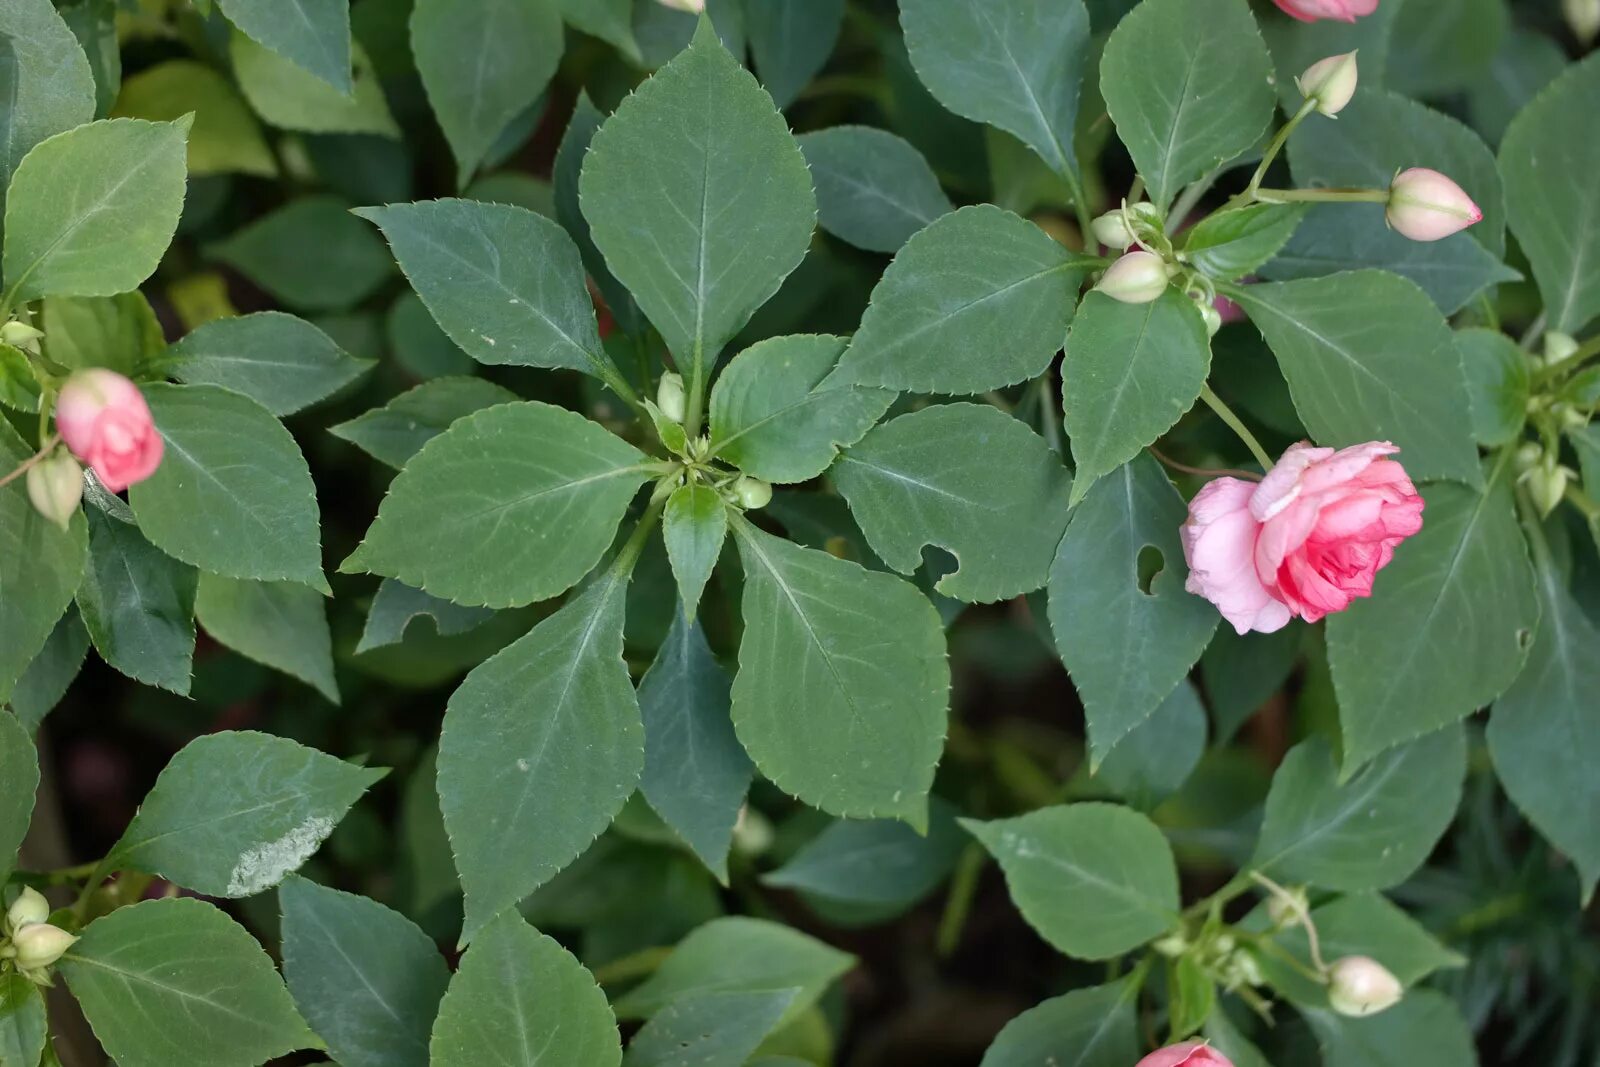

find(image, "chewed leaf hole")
[1516,628,1533,651]
[1137,545,1165,596]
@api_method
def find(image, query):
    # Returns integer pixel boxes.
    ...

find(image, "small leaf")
[663,483,727,622]
[330,377,519,469]
[0,713,39,884]
[761,799,965,910]
[0,0,96,216]
[624,990,795,1067]
[356,579,495,653]
[110,730,385,897]
[964,803,1180,959]
[75,506,198,694]
[797,126,952,253]
[0,420,86,694]
[216,0,351,92]
[1456,328,1529,448]
[195,575,339,703]
[212,196,393,312]
[165,311,372,415]
[112,59,277,176]
[1182,203,1307,281]
[231,33,398,137]
[0,974,47,1067]
[978,978,1139,1067]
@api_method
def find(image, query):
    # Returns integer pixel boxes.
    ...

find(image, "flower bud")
[1526,461,1571,518]
[1515,441,1543,473]
[1296,51,1359,117]
[733,475,771,510]
[1097,251,1171,304]
[655,372,686,423]
[55,369,163,493]
[6,887,50,932]
[1543,331,1580,366]
[1266,884,1310,928]
[1565,0,1600,45]
[1091,210,1137,251]
[11,923,77,972]
[1385,168,1483,242]
[1199,302,1223,337]
[26,451,83,531]
[1271,0,1378,22]
[655,0,705,10]
[0,320,45,356]
[1328,955,1403,1017]
[1135,1041,1234,1067]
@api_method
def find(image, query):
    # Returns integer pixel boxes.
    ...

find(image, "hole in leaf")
[1137,545,1165,596]
[1516,628,1533,651]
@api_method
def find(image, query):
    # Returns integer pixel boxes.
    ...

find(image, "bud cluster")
[2,887,78,984]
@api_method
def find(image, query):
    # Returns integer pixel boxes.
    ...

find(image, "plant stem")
[1533,334,1600,385]
[0,435,60,490]
[1166,164,1223,232]
[1198,385,1274,470]
[1249,870,1326,972]
[1518,310,1548,351]
[1242,99,1317,200]
[1250,186,1389,206]
[937,842,987,956]
[1148,445,1262,482]
[592,945,673,986]
[684,340,708,440]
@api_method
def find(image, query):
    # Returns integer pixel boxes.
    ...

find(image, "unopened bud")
[1565,0,1600,44]
[1543,331,1580,366]
[733,475,771,510]
[1527,461,1571,518]
[1199,302,1223,337]
[731,806,774,856]
[1297,51,1359,117]
[1096,251,1170,304]
[655,372,686,423]
[1135,1042,1234,1067]
[1386,168,1483,242]
[1151,933,1188,957]
[0,320,44,356]
[11,923,77,972]
[1266,884,1310,928]
[1515,441,1543,472]
[1327,955,1403,1017]
[1091,211,1137,251]
[1555,403,1588,431]
[655,0,704,10]
[6,887,50,932]
[26,452,83,531]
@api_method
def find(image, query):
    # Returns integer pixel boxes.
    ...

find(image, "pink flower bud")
[1327,955,1403,1017]
[1096,251,1171,304]
[1296,52,1359,117]
[54,369,163,493]
[1271,0,1379,22]
[1385,168,1483,242]
[1135,1042,1234,1067]
[26,451,83,531]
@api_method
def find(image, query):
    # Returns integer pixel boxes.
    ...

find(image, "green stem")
[592,945,673,987]
[0,435,59,490]
[1036,376,1063,455]
[1533,334,1600,385]
[936,842,987,956]
[1518,310,1548,351]
[1182,872,1253,920]
[683,341,708,441]
[1058,160,1097,255]
[613,486,673,575]
[1244,100,1317,200]
[1198,385,1274,470]
[1251,186,1389,206]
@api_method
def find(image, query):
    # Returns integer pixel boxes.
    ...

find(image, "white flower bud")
[6,887,50,932]
[733,475,771,510]
[1096,251,1171,304]
[1527,461,1571,518]
[1327,955,1403,1017]
[1565,0,1600,45]
[1296,51,1359,117]
[1543,331,1580,366]
[655,372,686,423]
[1199,302,1223,337]
[1266,885,1310,928]
[11,923,78,972]
[656,0,705,10]
[26,451,83,531]
[0,320,45,356]
[1091,211,1138,251]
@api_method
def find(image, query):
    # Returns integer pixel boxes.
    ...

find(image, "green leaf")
[56,0,118,118]
[761,799,965,910]
[112,59,276,177]
[797,126,951,254]
[1456,327,1528,448]
[1487,551,1600,903]
[1500,55,1600,333]
[231,33,398,138]
[7,607,90,732]
[747,0,842,109]
[385,290,473,378]
[0,0,95,219]
[624,990,795,1067]
[0,712,39,884]
[556,0,638,63]
[1201,624,1301,742]
[438,561,643,939]
[899,0,1090,181]
[330,377,519,469]
[1384,0,1506,98]
[212,196,393,312]
[411,0,562,186]
[41,292,164,376]
[978,978,1139,1067]
[832,205,1085,394]
[708,334,892,485]
[280,876,450,1067]
[343,402,651,608]
[1252,728,1466,891]
[356,579,495,653]
[614,916,853,1025]
[1259,2,1401,110]
[1468,28,1567,148]
[833,403,1073,602]
[430,916,621,1065]
[663,483,726,622]
[964,803,1180,959]
[1094,679,1207,812]
[1230,272,1481,486]
[1182,203,1307,281]
[1100,0,1274,211]
[0,974,47,1067]
[581,21,816,369]
[110,730,385,896]
[1047,455,1218,767]
[638,610,750,882]
[1303,990,1476,1067]
[61,897,315,1067]
[1062,290,1211,504]
[195,575,338,702]
[217,0,351,92]
[730,520,948,827]
[129,383,326,590]
[554,94,642,337]
[75,506,198,694]
[2,117,188,302]
[165,311,371,416]
[356,198,621,383]
[1326,469,1538,769]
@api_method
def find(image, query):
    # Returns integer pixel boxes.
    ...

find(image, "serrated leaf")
[75,506,197,694]
[1252,728,1465,891]
[663,483,726,621]
[1456,327,1528,448]
[1303,989,1476,1067]
[330,377,518,469]
[1062,290,1211,504]
[0,713,39,884]
[761,798,964,910]
[730,520,948,826]
[231,33,398,137]
[1183,202,1307,281]
[964,803,1180,960]
[195,574,338,702]
[832,205,1086,394]
[833,403,1072,602]
[1047,455,1217,767]
[343,402,651,608]
[280,876,450,1067]
[61,898,315,1067]
[165,311,372,416]
[356,578,495,653]
[625,989,795,1067]
[110,730,384,896]
[41,292,163,376]
[7,607,90,731]
[1100,0,1274,211]
[581,21,816,371]
[0,0,96,221]
[797,126,952,253]
[0,974,47,1067]
[2,117,188,301]
[212,196,393,312]
[112,59,276,177]
[129,383,326,590]
[1094,679,1207,812]
[217,0,351,92]
[978,978,1139,1067]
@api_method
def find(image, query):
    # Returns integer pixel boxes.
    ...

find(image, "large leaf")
[230,33,398,137]
[438,559,643,939]
[280,876,450,1067]
[624,990,795,1067]
[0,713,38,884]
[1099,0,1274,211]
[979,978,1139,1067]
[40,291,163,377]
[195,575,338,702]
[216,0,351,92]
[1500,55,1600,333]
[212,195,393,312]
[1326,468,1538,770]
[110,730,384,897]
[831,205,1086,393]
[0,974,47,1067]
[1230,272,1480,486]
[330,376,518,469]
[964,803,1180,960]
[164,311,371,416]
[1303,990,1477,1067]
[796,126,952,253]
[747,0,843,109]
[60,898,315,1067]
[2,117,188,302]
[129,383,326,590]
[581,21,816,373]
[0,0,95,219]
[832,403,1072,602]
[1251,728,1466,891]
[730,520,948,827]
[75,506,197,694]
[1047,455,1218,767]
[430,910,621,1066]
[343,401,652,608]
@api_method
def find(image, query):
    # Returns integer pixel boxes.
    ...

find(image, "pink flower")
[1271,0,1378,21]
[1386,168,1483,243]
[1136,1042,1234,1067]
[54,369,163,493]
[1180,442,1423,634]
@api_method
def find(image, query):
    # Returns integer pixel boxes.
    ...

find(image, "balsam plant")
[0,0,1597,1064]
